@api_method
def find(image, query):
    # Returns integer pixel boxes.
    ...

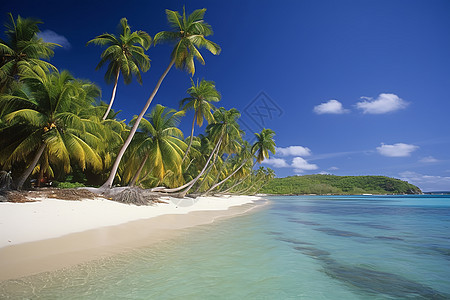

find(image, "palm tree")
[87,18,151,120]
[0,13,59,92]
[126,105,186,187]
[180,78,220,162]
[205,128,276,194]
[175,107,242,196]
[0,71,103,189]
[77,96,128,183]
[101,7,221,189]
[251,128,276,163]
[204,140,253,194]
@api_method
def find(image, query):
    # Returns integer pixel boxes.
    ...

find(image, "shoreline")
[0,195,266,281]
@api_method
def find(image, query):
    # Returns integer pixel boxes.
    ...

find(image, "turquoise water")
[2,195,450,299]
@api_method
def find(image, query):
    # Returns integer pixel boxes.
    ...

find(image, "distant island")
[261,175,422,195]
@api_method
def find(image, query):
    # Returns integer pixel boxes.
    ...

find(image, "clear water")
[2,195,450,299]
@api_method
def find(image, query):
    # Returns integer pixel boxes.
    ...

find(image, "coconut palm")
[175,107,241,196]
[0,13,58,92]
[102,7,221,189]
[180,78,220,161]
[204,140,253,194]
[77,99,128,181]
[126,104,186,187]
[251,128,276,163]
[87,18,151,120]
[206,128,275,194]
[0,71,103,189]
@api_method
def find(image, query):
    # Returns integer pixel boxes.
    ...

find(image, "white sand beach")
[0,194,263,280]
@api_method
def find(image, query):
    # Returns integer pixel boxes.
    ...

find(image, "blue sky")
[2,0,450,191]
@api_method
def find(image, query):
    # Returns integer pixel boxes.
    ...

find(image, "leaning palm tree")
[204,140,253,194]
[206,128,276,194]
[101,7,221,189]
[176,107,242,197]
[87,18,151,120]
[251,128,276,163]
[0,71,103,189]
[0,13,58,92]
[126,105,186,187]
[180,78,220,162]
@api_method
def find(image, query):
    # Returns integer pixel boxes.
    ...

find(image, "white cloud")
[328,166,339,171]
[262,157,289,168]
[313,100,349,114]
[399,171,450,192]
[38,30,71,49]
[356,93,408,114]
[292,157,318,173]
[377,143,418,157]
[276,146,311,157]
[419,156,439,163]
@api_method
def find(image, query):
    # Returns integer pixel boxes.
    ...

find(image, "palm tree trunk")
[239,176,265,194]
[101,58,176,189]
[16,143,46,190]
[237,182,255,195]
[220,173,251,194]
[157,135,223,194]
[193,142,224,193]
[102,70,120,120]
[181,114,196,163]
[128,154,149,187]
[254,180,270,195]
[205,158,250,194]
[176,135,223,197]
[211,154,231,185]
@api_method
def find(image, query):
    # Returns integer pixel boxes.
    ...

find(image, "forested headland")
[260,175,422,195]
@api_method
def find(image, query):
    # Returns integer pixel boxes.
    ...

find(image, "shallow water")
[1,195,450,299]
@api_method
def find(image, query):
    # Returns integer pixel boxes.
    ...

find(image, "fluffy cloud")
[262,158,289,168]
[292,157,318,173]
[399,171,450,192]
[419,156,439,163]
[356,93,408,114]
[328,166,339,171]
[38,30,71,49]
[313,100,349,114]
[377,143,418,157]
[276,146,311,157]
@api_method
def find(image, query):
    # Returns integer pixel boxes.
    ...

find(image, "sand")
[0,195,264,281]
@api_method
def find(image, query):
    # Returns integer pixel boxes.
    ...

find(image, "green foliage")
[0,10,279,195]
[261,175,422,195]
[87,18,151,85]
[55,181,85,189]
[154,7,221,75]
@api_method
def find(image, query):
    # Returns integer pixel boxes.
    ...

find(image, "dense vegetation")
[0,10,276,196]
[261,175,422,195]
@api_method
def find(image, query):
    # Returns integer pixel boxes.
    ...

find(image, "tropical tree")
[251,128,276,163]
[0,71,103,189]
[174,107,242,196]
[204,140,253,194]
[179,78,220,162]
[101,7,221,189]
[0,13,58,92]
[205,128,276,194]
[87,18,151,120]
[125,104,186,187]
[239,167,275,195]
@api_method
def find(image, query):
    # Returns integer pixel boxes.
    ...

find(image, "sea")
[1,195,450,299]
